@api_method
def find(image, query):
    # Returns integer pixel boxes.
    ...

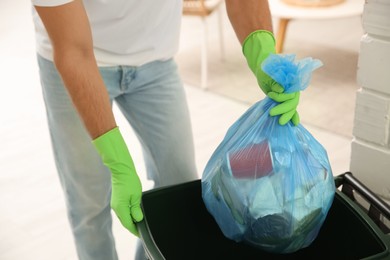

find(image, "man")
[31,0,299,259]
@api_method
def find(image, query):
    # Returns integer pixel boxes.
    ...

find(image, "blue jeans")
[37,55,198,260]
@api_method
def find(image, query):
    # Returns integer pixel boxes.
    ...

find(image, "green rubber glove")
[243,30,300,126]
[268,84,300,126]
[93,127,143,237]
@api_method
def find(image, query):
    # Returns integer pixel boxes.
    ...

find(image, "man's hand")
[268,84,300,126]
[93,127,143,237]
[242,30,300,126]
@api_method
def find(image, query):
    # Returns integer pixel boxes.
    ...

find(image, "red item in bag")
[228,140,273,179]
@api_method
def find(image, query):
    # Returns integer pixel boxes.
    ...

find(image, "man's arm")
[34,0,143,236]
[224,0,300,126]
[225,0,273,44]
[34,0,115,139]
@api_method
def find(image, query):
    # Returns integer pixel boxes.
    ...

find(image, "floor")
[0,1,354,259]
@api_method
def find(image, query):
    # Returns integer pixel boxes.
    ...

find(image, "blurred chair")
[183,0,225,90]
[269,0,364,53]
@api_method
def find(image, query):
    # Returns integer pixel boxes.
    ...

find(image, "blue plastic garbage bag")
[201,54,336,254]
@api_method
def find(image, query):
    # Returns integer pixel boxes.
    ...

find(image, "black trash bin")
[137,172,390,260]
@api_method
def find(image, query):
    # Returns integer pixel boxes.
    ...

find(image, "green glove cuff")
[242,30,277,94]
[92,127,134,174]
[242,30,276,74]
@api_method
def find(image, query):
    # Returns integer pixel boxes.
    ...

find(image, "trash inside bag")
[201,54,336,254]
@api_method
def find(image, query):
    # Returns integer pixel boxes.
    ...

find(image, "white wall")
[351,0,390,201]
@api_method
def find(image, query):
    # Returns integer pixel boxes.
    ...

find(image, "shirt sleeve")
[31,0,73,7]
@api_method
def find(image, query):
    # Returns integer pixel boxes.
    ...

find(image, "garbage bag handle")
[335,172,390,234]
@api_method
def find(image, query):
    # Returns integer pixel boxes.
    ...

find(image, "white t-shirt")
[31,0,182,66]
